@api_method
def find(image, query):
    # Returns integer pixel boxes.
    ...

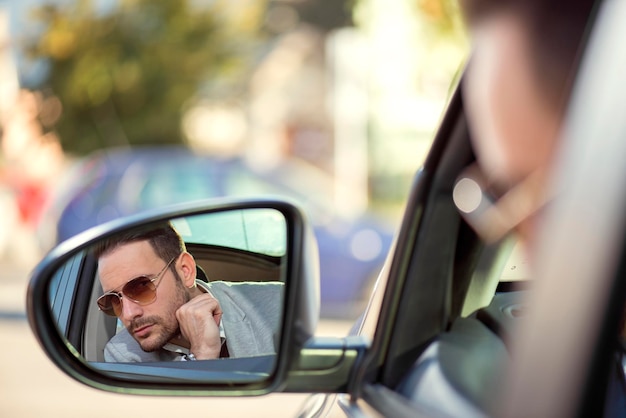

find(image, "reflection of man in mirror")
[93,222,283,362]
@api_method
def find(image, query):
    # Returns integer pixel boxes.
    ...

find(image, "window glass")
[172,209,287,257]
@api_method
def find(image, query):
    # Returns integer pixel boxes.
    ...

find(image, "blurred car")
[37,146,393,316]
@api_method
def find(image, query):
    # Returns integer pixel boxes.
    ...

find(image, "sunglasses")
[97,256,178,317]
[452,164,552,243]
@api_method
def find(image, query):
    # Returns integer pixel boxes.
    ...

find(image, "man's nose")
[120,297,143,321]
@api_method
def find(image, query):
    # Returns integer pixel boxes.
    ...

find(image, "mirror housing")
[27,198,323,395]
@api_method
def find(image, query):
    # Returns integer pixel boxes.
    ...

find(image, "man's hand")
[175,294,223,360]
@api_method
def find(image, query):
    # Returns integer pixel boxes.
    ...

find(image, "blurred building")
[242,0,467,221]
[0,5,53,265]
[356,0,468,215]
[244,18,369,219]
[0,8,18,116]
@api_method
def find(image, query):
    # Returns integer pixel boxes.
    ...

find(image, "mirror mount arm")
[283,336,368,393]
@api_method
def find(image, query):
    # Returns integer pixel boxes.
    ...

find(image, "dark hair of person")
[91,221,185,263]
[460,0,598,110]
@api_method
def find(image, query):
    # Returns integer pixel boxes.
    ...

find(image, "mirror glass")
[47,208,286,383]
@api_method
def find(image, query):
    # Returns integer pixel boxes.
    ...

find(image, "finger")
[212,308,222,326]
[176,294,222,322]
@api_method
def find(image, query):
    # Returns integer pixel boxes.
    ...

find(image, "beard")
[129,315,180,352]
[129,273,192,352]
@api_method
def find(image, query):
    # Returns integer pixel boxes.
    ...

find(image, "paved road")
[0,260,352,417]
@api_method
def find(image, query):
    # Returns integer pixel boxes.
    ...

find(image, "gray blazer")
[104,281,284,362]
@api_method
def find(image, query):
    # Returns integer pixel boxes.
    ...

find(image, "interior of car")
[395,238,528,415]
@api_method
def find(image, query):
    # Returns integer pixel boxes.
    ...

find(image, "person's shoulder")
[108,327,134,344]
[104,328,139,362]
[209,280,284,289]
[105,328,168,362]
[208,280,284,297]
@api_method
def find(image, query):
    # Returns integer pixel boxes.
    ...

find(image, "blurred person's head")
[94,223,201,352]
[459,0,597,244]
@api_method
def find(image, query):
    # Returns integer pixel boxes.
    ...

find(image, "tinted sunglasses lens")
[123,276,157,305]
[97,294,121,317]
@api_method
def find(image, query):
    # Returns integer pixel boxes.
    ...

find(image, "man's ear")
[178,252,197,287]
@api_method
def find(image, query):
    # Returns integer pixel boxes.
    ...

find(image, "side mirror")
[27,199,339,395]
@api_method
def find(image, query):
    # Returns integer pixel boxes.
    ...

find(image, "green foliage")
[26,0,264,154]
[415,0,467,40]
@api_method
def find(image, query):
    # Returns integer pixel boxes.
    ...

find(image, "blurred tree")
[25,0,266,155]
[415,0,466,41]
[292,0,354,32]
[415,0,462,32]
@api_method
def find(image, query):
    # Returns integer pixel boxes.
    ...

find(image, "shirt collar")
[162,279,225,358]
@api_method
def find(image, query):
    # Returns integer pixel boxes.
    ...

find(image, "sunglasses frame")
[453,163,552,243]
[97,255,178,317]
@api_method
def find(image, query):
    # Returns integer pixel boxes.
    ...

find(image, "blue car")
[41,146,393,317]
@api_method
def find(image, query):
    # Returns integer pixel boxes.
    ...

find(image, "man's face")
[98,241,188,352]
[463,14,561,191]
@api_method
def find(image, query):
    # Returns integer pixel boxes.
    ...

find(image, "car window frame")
[49,249,97,351]
[49,251,83,336]
[336,86,497,416]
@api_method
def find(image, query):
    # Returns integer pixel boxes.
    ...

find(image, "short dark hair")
[91,221,185,263]
[460,0,598,110]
